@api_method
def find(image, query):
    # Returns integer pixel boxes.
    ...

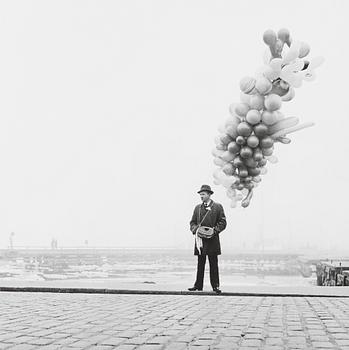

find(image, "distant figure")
[51,238,58,249]
[189,185,227,294]
[9,232,15,249]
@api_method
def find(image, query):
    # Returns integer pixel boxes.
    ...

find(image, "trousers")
[194,254,219,289]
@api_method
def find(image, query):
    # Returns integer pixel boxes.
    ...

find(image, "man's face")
[199,191,211,203]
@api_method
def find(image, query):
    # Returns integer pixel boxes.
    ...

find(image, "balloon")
[262,147,274,156]
[261,111,278,125]
[254,123,269,138]
[264,94,282,111]
[227,188,236,198]
[237,122,253,137]
[213,157,226,167]
[282,41,301,64]
[258,158,267,167]
[263,29,277,46]
[267,117,299,135]
[237,183,244,191]
[213,168,224,180]
[221,151,236,162]
[213,28,321,209]
[229,103,240,118]
[248,167,261,176]
[274,111,285,121]
[275,136,291,144]
[300,56,324,82]
[246,135,259,148]
[240,92,251,104]
[230,199,237,208]
[267,155,278,164]
[299,42,310,58]
[222,176,236,188]
[235,103,250,117]
[225,114,240,128]
[213,178,220,185]
[236,135,246,145]
[233,157,244,167]
[220,134,233,145]
[260,167,268,175]
[244,182,254,190]
[281,87,295,101]
[253,176,261,183]
[216,143,227,151]
[270,122,315,139]
[240,146,253,159]
[277,28,291,46]
[255,77,273,95]
[236,193,243,200]
[263,65,280,81]
[211,148,225,157]
[246,110,261,125]
[225,124,238,139]
[253,148,263,161]
[227,141,241,154]
[280,62,304,88]
[222,163,236,175]
[269,58,283,73]
[241,189,253,208]
[249,94,264,110]
[240,76,256,94]
[239,168,249,178]
[260,136,274,149]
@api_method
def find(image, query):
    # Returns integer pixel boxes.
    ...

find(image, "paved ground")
[1,292,349,349]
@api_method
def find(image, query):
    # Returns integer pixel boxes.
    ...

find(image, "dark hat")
[197,184,214,195]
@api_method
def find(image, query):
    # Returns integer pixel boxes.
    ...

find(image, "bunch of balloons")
[212,28,323,208]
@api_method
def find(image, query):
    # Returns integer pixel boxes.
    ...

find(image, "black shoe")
[213,287,221,294]
[188,286,202,291]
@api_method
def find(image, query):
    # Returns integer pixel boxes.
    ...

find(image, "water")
[0,248,319,291]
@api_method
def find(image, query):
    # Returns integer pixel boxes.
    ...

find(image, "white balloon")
[226,188,236,199]
[236,193,243,201]
[230,199,237,208]
[241,188,249,197]
[213,178,221,185]
[271,122,315,138]
[282,41,301,64]
[260,167,268,175]
[267,116,299,135]
[211,148,225,158]
[269,58,283,72]
[221,151,235,162]
[239,93,251,104]
[266,155,278,164]
[213,169,224,180]
[213,157,226,167]
[222,176,236,188]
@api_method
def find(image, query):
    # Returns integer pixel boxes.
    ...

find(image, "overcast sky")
[0,0,348,250]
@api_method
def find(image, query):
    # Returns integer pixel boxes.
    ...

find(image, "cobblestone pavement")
[1,292,349,349]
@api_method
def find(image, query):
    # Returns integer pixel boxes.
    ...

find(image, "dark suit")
[189,200,226,289]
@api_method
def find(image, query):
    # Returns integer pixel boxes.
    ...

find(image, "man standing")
[189,185,227,294]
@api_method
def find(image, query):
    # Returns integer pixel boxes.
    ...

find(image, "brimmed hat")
[197,184,214,195]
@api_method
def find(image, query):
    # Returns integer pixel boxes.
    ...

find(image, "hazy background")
[0,0,347,251]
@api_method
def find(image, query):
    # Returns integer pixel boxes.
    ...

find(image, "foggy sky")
[0,0,348,250]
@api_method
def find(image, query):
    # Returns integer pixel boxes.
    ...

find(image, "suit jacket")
[189,200,227,255]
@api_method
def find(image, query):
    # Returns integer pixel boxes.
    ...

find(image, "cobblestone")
[0,292,349,349]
